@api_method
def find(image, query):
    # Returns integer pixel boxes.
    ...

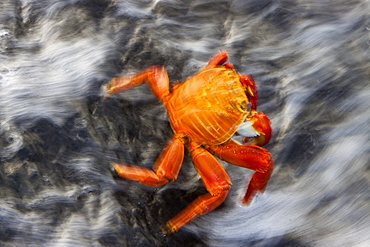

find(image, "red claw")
[252,112,272,146]
[242,111,272,146]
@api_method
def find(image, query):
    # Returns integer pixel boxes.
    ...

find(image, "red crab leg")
[113,136,184,187]
[106,65,170,102]
[208,141,274,205]
[243,159,274,204]
[165,142,231,233]
[204,51,229,69]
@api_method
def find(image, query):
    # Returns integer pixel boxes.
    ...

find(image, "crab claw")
[237,111,272,146]
[240,75,258,110]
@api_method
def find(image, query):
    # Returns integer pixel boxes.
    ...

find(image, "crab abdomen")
[165,68,249,145]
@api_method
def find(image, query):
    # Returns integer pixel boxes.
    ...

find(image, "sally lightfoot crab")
[105,52,274,233]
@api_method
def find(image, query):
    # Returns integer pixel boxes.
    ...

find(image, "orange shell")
[165,67,249,146]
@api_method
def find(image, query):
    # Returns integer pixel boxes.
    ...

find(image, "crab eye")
[239,101,252,112]
[245,102,252,112]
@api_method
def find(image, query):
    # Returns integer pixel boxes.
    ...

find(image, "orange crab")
[105,52,273,233]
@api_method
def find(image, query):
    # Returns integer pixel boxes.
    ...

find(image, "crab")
[105,52,273,233]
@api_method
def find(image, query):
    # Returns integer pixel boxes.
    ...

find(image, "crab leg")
[204,51,229,70]
[113,136,184,187]
[208,141,273,205]
[106,65,170,102]
[243,159,274,204]
[165,143,231,233]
